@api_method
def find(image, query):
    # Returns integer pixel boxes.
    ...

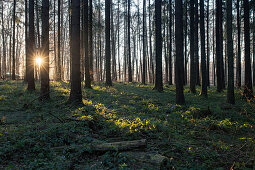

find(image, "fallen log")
[124,151,168,169]
[54,139,147,153]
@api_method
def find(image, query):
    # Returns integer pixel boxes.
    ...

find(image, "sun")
[35,57,43,66]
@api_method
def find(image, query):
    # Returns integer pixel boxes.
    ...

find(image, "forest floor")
[0,80,254,169]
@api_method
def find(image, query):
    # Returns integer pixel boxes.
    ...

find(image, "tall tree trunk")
[11,0,16,80]
[169,0,173,85]
[190,0,196,93]
[200,0,207,96]
[84,0,91,88]
[1,1,6,79]
[142,0,146,84]
[175,0,185,104]
[226,0,234,104]
[27,0,35,91]
[253,10,255,86]
[195,0,200,86]
[216,0,223,92]
[105,0,112,86]
[184,1,187,85]
[57,0,61,81]
[69,0,82,103]
[206,0,210,87]
[127,0,132,82]
[41,0,50,99]
[243,0,253,97]
[236,0,241,87]
[154,0,163,92]
[89,0,93,82]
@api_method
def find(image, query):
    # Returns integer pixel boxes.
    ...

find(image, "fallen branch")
[54,139,147,153]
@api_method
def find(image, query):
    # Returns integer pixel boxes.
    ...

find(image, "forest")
[0,0,254,169]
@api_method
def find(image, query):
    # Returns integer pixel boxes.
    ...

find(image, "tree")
[253,9,255,87]
[27,0,35,91]
[195,0,200,86]
[11,0,16,80]
[175,0,185,104]
[105,0,112,86]
[154,0,163,92]
[128,0,132,82]
[56,0,61,81]
[216,0,223,92]
[84,0,91,88]
[206,0,210,87]
[200,0,207,97]
[190,0,196,93]
[226,0,234,104]
[89,0,93,82]
[40,0,50,99]
[69,0,82,103]
[168,0,173,85]
[236,0,241,88]
[142,0,146,85]
[243,0,253,97]
[1,1,6,80]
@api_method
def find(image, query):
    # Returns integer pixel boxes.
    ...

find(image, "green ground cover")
[0,81,254,169]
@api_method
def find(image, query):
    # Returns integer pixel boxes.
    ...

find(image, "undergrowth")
[0,80,254,169]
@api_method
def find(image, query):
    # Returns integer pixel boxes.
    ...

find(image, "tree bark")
[40,0,50,100]
[175,0,185,104]
[200,0,207,97]
[27,0,35,91]
[69,0,82,103]
[190,0,196,93]
[105,0,112,86]
[11,0,16,80]
[226,0,234,104]
[154,0,163,92]
[243,0,253,97]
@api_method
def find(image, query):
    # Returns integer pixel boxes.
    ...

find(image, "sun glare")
[36,57,43,66]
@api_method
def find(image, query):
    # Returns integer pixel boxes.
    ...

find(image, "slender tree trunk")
[169,0,173,85]
[175,0,185,104]
[243,0,253,97]
[142,0,146,84]
[11,0,16,80]
[154,0,163,92]
[236,0,241,87]
[190,0,196,93]
[84,0,91,88]
[195,0,200,86]
[41,0,50,99]
[89,0,93,82]
[206,0,210,87]
[69,0,82,103]
[105,0,112,86]
[127,0,132,82]
[57,0,61,81]
[253,10,255,86]
[27,0,35,91]
[226,0,234,104]
[216,0,223,92]
[200,0,207,96]
[1,1,6,79]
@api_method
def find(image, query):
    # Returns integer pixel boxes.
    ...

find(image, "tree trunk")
[40,0,50,100]
[89,0,93,82]
[175,0,185,104]
[11,0,16,80]
[57,0,61,81]
[154,0,163,92]
[200,0,207,97]
[169,0,173,85]
[1,1,6,80]
[105,0,112,86]
[69,0,82,103]
[27,0,35,91]
[235,0,241,87]
[195,0,200,86]
[226,0,234,104]
[216,0,223,92]
[142,0,146,85]
[243,0,253,97]
[190,0,196,93]
[206,0,210,87]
